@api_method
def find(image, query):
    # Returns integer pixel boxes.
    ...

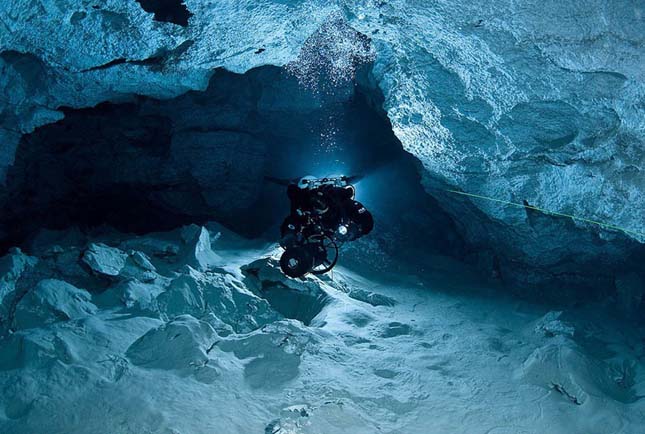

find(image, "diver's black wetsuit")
[281,183,373,247]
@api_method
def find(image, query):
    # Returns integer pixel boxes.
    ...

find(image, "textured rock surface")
[126,314,217,370]
[13,279,96,330]
[352,0,645,291]
[81,243,128,277]
[0,1,643,290]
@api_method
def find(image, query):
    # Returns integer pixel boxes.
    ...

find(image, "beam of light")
[445,189,645,240]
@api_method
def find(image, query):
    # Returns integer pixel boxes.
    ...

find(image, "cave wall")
[347,1,645,295]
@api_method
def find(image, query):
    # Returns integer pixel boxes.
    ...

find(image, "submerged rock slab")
[179,225,221,271]
[13,279,96,330]
[81,243,128,277]
[516,338,638,406]
[126,314,216,370]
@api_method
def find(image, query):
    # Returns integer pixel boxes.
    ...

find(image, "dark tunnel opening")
[0,65,467,267]
[134,0,192,27]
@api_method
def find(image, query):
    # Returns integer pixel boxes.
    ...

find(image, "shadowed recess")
[0,65,464,266]
[134,0,192,26]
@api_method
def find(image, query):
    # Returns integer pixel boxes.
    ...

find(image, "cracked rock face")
[0,1,643,291]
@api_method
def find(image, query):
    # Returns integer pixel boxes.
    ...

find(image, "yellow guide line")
[444,189,645,240]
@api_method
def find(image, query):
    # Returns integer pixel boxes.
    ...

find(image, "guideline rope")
[444,189,645,240]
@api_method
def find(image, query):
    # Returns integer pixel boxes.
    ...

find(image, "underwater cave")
[0,2,644,433]
[0,65,465,269]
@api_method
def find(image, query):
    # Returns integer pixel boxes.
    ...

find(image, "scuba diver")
[272,175,373,278]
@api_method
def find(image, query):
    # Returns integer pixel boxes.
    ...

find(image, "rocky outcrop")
[13,279,97,330]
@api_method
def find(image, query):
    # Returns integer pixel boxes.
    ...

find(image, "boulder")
[125,315,216,371]
[157,271,206,319]
[180,226,221,271]
[516,339,635,406]
[533,311,575,338]
[157,266,278,332]
[96,280,164,313]
[81,243,128,277]
[13,279,97,330]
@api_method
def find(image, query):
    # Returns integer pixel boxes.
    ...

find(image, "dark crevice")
[83,57,160,72]
[82,40,194,72]
[134,0,192,27]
